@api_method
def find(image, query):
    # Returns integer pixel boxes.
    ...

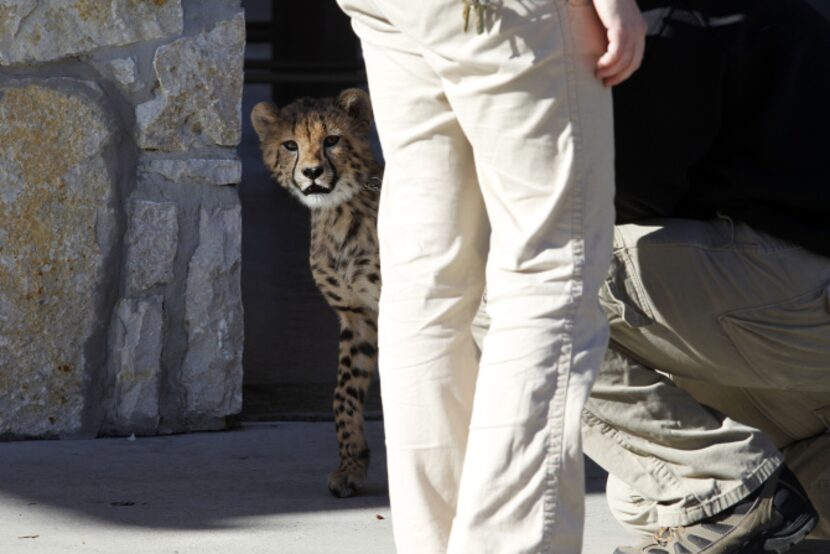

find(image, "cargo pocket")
[719,281,830,390]
[815,405,830,429]
[600,252,655,329]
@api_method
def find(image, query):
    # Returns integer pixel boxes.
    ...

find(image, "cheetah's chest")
[309,199,380,311]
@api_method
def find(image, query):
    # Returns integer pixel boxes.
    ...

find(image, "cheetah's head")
[251,89,376,210]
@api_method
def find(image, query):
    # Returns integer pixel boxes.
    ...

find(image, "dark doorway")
[239,0,381,419]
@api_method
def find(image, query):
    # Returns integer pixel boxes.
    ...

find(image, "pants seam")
[541,2,587,550]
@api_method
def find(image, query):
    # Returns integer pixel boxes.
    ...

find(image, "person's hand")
[592,0,647,87]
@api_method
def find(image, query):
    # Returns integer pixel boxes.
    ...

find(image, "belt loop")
[715,210,735,248]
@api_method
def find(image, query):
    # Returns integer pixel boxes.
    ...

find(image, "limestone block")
[106,297,164,433]
[108,57,141,92]
[125,200,178,294]
[181,205,243,420]
[0,79,117,437]
[136,13,244,151]
[0,0,183,66]
[139,157,242,186]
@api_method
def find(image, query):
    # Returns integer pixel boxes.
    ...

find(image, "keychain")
[462,0,489,34]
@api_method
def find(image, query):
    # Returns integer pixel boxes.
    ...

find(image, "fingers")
[596,31,632,84]
[596,32,624,75]
[591,0,647,87]
[596,27,643,87]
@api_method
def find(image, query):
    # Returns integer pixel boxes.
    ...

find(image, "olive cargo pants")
[584,218,830,538]
[475,218,830,538]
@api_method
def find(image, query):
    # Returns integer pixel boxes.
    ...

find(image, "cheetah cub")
[251,89,382,498]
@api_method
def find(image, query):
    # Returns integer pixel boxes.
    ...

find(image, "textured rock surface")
[106,297,164,433]
[136,13,244,151]
[0,79,116,437]
[108,57,140,92]
[139,157,242,185]
[0,0,184,66]
[1,2,246,438]
[125,200,179,294]
[181,205,243,420]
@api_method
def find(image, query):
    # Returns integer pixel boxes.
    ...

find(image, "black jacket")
[612,0,830,258]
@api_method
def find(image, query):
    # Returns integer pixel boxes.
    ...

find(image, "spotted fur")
[252,89,382,497]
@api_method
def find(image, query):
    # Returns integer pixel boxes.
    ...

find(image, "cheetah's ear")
[337,88,372,130]
[251,102,280,141]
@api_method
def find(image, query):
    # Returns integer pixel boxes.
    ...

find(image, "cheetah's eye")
[282,140,298,151]
[324,135,340,147]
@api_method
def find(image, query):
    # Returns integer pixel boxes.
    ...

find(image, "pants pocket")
[814,405,830,429]
[719,281,830,390]
[600,253,655,329]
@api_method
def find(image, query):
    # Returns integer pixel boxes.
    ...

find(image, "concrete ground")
[2,423,827,554]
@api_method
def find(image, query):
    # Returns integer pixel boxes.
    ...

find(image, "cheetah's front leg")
[328,310,378,497]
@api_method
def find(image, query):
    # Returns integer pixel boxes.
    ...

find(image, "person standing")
[335,1,645,552]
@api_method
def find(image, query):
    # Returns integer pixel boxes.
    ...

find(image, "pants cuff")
[655,455,784,528]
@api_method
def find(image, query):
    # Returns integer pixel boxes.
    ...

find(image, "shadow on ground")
[2,422,826,553]
[0,423,389,532]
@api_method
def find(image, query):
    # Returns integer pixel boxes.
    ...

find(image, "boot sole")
[761,511,819,554]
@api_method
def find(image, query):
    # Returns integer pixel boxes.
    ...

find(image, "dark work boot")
[614,465,818,554]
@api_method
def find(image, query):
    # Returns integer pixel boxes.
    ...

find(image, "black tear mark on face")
[320,122,340,188]
[290,145,301,190]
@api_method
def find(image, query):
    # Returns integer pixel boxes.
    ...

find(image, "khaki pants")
[336,1,615,552]
[583,218,830,538]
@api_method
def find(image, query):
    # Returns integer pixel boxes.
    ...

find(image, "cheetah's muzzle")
[303,184,332,195]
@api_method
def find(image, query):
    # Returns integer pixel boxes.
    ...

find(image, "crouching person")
[474,0,830,551]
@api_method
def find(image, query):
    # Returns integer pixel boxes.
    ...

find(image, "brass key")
[462,0,488,34]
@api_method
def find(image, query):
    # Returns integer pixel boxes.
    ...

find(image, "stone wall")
[0,0,245,438]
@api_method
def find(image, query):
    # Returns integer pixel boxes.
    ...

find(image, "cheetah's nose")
[302,166,324,180]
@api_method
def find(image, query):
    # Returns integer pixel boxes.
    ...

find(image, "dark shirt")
[612,0,830,258]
